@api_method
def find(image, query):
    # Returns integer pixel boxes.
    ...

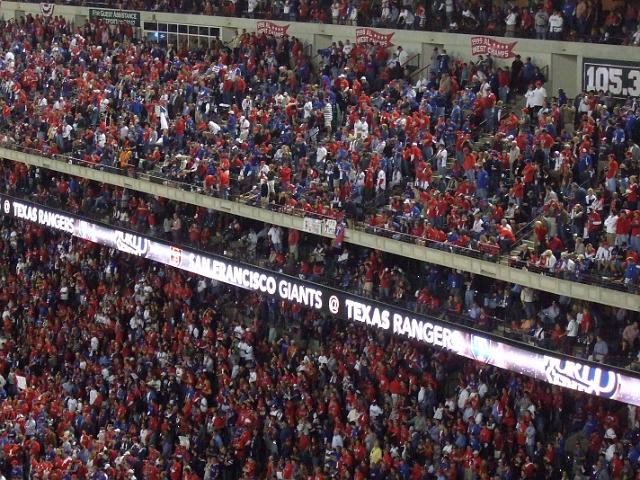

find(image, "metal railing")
[541,64,550,83]
[507,256,632,293]
[1,141,637,293]
[403,52,420,76]
[410,63,430,81]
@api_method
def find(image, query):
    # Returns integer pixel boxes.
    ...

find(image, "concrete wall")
[2,2,639,97]
[3,145,638,311]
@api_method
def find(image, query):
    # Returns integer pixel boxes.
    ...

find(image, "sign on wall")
[582,58,640,97]
[302,217,339,236]
[89,8,141,27]
[3,194,640,406]
[40,2,54,17]
[470,36,517,59]
[256,21,290,37]
[302,217,323,235]
[355,28,394,47]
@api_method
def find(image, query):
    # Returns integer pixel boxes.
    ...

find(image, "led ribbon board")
[2,195,638,405]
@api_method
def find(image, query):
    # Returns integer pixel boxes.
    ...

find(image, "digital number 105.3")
[584,64,640,97]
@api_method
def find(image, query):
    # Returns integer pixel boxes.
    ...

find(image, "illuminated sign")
[9,200,75,234]
[2,195,639,406]
[543,357,620,397]
[115,231,150,256]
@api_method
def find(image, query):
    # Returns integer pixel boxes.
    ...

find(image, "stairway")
[508,238,535,259]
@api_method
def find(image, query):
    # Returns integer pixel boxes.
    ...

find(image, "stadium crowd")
[0,13,640,291]
[0,9,638,480]
[0,216,638,480]
[25,0,640,44]
[2,157,640,372]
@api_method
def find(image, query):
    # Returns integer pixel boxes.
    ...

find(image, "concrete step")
[508,238,535,258]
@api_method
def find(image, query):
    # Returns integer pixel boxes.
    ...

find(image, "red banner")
[256,21,290,38]
[470,37,517,59]
[355,28,394,47]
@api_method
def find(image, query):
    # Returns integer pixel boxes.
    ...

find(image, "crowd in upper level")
[27,0,640,45]
[0,13,639,291]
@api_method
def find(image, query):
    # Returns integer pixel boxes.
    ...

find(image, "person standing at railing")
[623,257,639,292]
[548,9,565,39]
[171,212,182,242]
[591,334,609,362]
[535,6,550,39]
[603,210,619,247]
[505,8,518,37]
[498,222,516,253]
[563,311,579,353]
[622,320,639,351]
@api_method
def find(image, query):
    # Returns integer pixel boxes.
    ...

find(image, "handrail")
[0,143,523,266]
[512,215,540,241]
[0,144,618,268]
[502,212,542,259]
[509,176,593,252]
[507,257,633,293]
[310,52,323,67]
[541,64,550,83]
[411,63,430,80]
[404,52,420,67]
[2,142,639,301]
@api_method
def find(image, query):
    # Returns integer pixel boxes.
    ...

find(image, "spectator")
[623,320,639,351]
[624,257,639,291]
[505,8,518,37]
[535,6,550,39]
[548,9,565,39]
[520,8,535,38]
[592,334,610,362]
[564,312,579,352]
